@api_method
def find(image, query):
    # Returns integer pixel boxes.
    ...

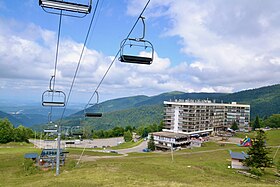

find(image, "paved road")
[115,140,147,154]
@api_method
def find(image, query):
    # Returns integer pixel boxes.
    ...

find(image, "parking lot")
[30,137,124,149]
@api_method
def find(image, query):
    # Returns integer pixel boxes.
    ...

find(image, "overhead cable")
[85,0,151,108]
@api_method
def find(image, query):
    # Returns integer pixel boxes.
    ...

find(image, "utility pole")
[171,143,174,162]
[56,124,61,176]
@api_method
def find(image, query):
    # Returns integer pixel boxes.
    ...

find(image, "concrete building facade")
[163,100,250,135]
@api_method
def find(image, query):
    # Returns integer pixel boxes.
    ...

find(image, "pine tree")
[230,121,238,131]
[148,134,155,151]
[253,116,261,131]
[243,130,272,170]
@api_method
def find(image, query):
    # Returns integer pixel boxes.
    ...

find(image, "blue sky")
[1,0,280,104]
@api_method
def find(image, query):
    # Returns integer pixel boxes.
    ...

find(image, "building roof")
[164,100,250,108]
[152,131,189,139]
[229,151,248,160]
[24,153,39,159]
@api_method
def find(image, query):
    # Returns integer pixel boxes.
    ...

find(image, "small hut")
[229,150,249,170]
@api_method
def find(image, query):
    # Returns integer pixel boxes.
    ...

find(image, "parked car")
[142,148,151,152]
[110,150,118,154]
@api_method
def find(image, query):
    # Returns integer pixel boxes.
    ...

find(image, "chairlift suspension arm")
[52,10,62,91]
[139,16,145,40]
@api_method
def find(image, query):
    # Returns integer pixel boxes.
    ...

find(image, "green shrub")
[22,159,38,175]
[249,167,263,176]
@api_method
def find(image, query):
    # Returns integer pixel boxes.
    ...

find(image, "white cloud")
[3,0,280,103]
[127,0,280,92]
[0,17,193,102]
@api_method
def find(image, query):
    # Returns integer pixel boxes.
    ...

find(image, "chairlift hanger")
[84,91,102,118]
[119,16,154,65]
[39,0,92,17]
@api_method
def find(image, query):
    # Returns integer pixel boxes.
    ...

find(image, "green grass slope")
[1,130,279,187]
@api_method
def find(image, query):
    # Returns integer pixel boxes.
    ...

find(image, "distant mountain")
[30,84,280,131]
[0,104,80,127]
[0,110,22,127]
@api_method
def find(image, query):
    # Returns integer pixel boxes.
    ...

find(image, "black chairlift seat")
[72,132,83,136]
[85,112,102,118]
[119,55,152,65]
[39,0,92,14]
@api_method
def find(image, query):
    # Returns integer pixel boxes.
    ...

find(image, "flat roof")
[152,131,189,139]
[230,152,248,160]
[164,100,250,108]
[24,153,38,159]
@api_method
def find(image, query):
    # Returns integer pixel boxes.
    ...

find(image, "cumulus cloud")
[127,0,280,92]
[3,0,280,103]
[0,17,191,102]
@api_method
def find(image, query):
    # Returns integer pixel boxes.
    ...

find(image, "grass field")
[0,131,279,187]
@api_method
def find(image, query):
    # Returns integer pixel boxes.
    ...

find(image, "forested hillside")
[218,84,280,118]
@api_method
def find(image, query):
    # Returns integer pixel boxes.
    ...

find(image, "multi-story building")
[163,99,250,135]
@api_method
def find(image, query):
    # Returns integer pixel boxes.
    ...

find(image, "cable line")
[76,0,151,166]
[58,0,101,122]
[53,0,101,176]
[49,10,63,121]
[85,0,151,108]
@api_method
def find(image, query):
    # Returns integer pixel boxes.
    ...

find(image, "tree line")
[251,114,280,130]
[0,119,33,143]
[90,121,164,141]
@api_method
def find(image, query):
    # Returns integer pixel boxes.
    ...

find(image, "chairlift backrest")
[39,0,92,15]
[119,16,154,65]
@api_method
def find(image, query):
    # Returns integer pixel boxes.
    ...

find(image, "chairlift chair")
[44,124,58,133]
[71,126,84,136]
[119,38,154,65]
[84,91,103,118]
[42,90,66,107]
[42,76,66,107]
[119,16,154,65]
[39,0,92,15]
